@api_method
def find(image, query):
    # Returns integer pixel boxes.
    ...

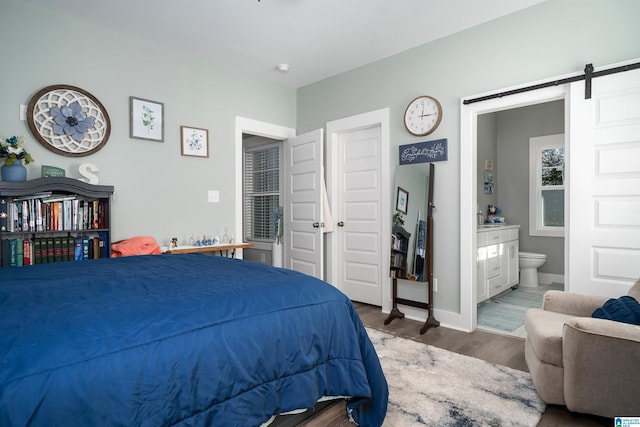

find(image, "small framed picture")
[484,171,494,194]
[130,97,164,141]
[181,126,209,158]
[396,187,409,214]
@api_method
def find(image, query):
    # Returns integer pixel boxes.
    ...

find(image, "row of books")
[390,252,407,269]
[2,197,107,233]
[0,233,109,268]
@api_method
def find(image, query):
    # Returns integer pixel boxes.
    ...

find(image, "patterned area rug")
[478,283,563,337]
[366,328,546,427]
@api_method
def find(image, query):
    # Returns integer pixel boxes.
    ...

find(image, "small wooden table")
[163,242,254,258]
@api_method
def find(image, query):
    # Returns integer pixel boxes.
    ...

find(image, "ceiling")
[25,0,547,88]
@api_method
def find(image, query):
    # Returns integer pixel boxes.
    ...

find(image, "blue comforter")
[0,254,387,426]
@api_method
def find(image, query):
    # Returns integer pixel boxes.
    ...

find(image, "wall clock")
[404,95,442,136]
[27,84,111,157]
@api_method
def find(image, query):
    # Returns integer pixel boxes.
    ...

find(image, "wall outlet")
[207,190,219,203]
[434,278,438,292]
[19,104,26,121]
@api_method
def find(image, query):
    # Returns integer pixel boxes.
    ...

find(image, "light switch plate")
[208,190,220,203]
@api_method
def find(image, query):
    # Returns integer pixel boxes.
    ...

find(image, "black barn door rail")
[463,61,640,105]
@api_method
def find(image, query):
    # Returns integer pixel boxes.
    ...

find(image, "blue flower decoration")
[188,132,203,152]
[50,101,95,142]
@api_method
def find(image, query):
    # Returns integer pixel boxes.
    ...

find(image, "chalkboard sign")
[399,138,447,165]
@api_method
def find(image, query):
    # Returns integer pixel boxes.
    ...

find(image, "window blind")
[243,145,280,242]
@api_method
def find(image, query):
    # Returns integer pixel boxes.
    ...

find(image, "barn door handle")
[337,221,344,227]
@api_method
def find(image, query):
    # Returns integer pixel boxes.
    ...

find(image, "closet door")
[332,124,386,305]
[323,108,390,307]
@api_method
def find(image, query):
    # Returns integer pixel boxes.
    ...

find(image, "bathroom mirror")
[392,163,430,282]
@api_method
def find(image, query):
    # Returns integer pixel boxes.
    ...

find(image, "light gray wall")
[297,0,640,312]
[496,101,565,275]
[0,1,296,246]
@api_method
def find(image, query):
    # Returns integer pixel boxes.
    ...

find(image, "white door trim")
[235,117,296,258]
[459,85,568,332]
[326,108,391,309]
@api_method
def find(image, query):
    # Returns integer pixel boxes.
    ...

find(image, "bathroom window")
[529,134,564,237]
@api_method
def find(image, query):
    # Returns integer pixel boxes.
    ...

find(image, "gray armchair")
[524,279,640,418]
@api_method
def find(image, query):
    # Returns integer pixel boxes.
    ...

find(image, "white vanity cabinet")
[477,225,519,303]
[502,228,519,289]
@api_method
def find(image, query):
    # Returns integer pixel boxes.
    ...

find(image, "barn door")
[568,66,640,296]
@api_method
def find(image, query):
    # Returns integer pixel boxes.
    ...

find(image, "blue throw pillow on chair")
[592,296,640,325]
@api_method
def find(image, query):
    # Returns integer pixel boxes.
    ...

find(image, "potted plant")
[393,212,405,227]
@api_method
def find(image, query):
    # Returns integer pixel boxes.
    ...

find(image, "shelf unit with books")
[390,225,410,279]
[0,177,114,268]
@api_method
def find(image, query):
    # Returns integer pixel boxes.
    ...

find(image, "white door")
[568,67,640,297]
[328,118,388,306]
[283,129,324,279]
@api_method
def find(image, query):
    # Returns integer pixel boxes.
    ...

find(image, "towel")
[322,175,334,233]
[111,236,162,257]
[416,220,426,257]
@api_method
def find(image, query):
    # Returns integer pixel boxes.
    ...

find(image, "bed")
[0,254,388,426]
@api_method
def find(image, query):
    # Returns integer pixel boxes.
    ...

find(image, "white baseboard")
[538,272,564,285]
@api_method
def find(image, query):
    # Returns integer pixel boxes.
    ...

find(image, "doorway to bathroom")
[475,101,565,337]
[458,81,569,335]
[460,59,640,334]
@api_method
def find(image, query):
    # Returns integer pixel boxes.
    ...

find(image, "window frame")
[528,133,565,238]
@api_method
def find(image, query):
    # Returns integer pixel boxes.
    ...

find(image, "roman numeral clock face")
[404,96,443,136]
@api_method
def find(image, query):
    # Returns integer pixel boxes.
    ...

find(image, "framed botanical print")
[130,97,164,141]
[181,126,209,158]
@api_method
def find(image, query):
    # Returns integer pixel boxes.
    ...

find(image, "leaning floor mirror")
[387,162,438,334]
[392,163,430,282]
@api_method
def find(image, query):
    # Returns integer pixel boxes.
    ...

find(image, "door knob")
[337,221,344,227]
[313,222,320,228]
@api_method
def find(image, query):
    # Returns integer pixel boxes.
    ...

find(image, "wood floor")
[277,302,612,427]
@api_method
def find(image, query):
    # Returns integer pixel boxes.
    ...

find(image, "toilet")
[518,252,547,287]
